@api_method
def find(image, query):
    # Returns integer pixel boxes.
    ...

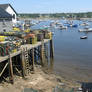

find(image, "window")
[13,14,15,19]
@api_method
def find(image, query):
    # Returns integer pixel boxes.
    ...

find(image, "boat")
[88,28,92,31]
[55,22,62,25]
[67,24,78,28]
[80,23,89,26]
[64,21,70,24]
[72,24,78,27]
[59,25,67,30]
[80,36,87,39]
[78,28,92,32]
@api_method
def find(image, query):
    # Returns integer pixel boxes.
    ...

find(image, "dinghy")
[80,36,87,39]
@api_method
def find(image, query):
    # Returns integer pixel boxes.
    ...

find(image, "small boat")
[80,23,89,26]
[55,22,63,26]
[67,24,78,28]
[80,36,87,39]
[78,29,84,32]
[88,28,92,31]
[64,21,70,24]
[72,24,78,27]
[78,28,92,32]
[59,25,67,30]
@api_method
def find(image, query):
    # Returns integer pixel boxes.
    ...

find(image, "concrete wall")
[0,20,12,32]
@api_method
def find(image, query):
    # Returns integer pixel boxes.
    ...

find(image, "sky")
[0,0,92,13]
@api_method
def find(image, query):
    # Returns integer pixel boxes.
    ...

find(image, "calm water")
[32,20,92,82]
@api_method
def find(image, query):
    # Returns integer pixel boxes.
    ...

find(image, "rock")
[58,83,65,86]
[56,78,62,82]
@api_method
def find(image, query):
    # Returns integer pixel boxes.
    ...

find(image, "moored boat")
[67,24,78,28]
[80,36,87,39]
[80,22,89,26]
[59,25,67,30]
[78,28,92,32]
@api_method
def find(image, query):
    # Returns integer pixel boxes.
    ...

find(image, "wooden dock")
[0,38,54,84]
[0,39,49,63]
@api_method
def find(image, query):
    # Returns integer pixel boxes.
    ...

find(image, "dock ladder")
[23,47,30,75]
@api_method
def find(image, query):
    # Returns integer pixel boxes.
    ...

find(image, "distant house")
[0,4,17,32]
[0,4,17,23]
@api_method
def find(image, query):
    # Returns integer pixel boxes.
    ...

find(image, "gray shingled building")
[0,4,17,32]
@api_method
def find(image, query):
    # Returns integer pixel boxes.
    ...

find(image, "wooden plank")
[0,51,21,63]
[21,39,50,50]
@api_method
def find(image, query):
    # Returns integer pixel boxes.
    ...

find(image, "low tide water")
[32,20,92,82]
[53,21,92,82]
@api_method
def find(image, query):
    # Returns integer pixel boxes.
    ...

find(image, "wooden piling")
[21,50,25,78]
[32,48,35,71]
[8,54,14,84]
[38,46,41,62]
[50,39,54,70]
[44,43,48,65]
[34,48,37,63]
[40,40,45,67]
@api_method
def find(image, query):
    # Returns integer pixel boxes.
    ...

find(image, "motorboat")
[80,23,89,26]
[78,28,92,32]
[59,25,67,30]
[72,24,78,27]
[80,36,87,39]
[67,24,78,28]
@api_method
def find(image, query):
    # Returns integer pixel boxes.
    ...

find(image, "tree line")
[18,12,92,19]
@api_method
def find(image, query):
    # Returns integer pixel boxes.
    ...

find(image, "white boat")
[78,28,92,32]
[56,22,63,26]
[59,25,67,30]
[88,28,92,31]
[80,36,87,39]
[80,23,89,26]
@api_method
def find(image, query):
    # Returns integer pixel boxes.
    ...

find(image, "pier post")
[40,40,45,67]
[38,46,41,63]
[34,48,37,64]
[21,50,25,78]
[44,43,48,65]
[8,54,14,84]
[50,39,54,70]
[32,48,35,71]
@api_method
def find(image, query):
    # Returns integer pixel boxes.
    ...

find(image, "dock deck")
[0,39,50,63]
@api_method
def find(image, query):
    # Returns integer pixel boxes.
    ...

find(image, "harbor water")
[32,20,92,82]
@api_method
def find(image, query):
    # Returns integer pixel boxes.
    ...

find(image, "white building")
[0,4,17,24]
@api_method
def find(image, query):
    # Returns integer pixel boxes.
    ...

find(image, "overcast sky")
[0,0,92,13]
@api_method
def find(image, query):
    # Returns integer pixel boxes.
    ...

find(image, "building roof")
[0,7,12,18]
[0,4,17,15]
[0,4,8,10]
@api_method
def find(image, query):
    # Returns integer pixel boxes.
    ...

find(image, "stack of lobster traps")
[0,27,52,57]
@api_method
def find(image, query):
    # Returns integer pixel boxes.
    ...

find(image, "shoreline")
[0,65,80,92]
